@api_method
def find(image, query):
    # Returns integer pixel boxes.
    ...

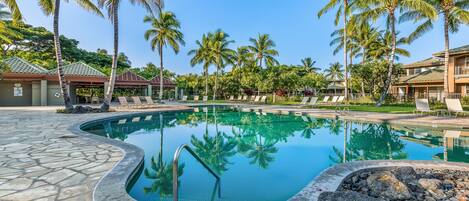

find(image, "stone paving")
[0,106,188,201]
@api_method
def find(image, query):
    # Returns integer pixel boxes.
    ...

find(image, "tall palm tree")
[209,30,235,100]
[0,5,20,45]
[98,0,162,112]
[325,62,344,94]
[233,46,252,68]
[39,0,102,112]
[402,0,469,95]
[318,0,354,100]
[356,0,437,106]
[188,34,214,96]
[143,11,184,101]
[300,57,321,73]
[247,34,279,68]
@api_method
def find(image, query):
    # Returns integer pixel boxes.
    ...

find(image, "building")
[0,57,175,106]
[392,45,469,101]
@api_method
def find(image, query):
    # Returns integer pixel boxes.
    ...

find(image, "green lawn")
[314,105,416,114]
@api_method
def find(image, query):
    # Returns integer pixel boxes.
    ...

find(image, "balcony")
[455,66,469,77]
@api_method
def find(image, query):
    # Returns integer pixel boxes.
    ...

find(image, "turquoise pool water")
[82,106,469,201]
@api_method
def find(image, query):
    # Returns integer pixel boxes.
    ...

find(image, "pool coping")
[69,108,192,201]
[288,160,469,201]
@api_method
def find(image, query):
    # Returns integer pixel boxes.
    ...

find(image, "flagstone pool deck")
[0,104,468,201]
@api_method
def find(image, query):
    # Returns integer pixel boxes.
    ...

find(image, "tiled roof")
[433,45,469,57]
[1,57,48,74]
[149,76,175,86]
[116,70,148,82]
[403,58,443,69]
[397,67,444,84]
[49,62,106,77]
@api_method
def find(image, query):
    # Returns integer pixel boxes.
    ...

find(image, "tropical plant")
[300,57,320,73]
[356,0,437,106]
[325,62,344,81]
[209,30,235,100]
[98,0,162,111]
[402,0,469,94]
[247,34,279,68]
[188,33,214,95]
[38,0,103,112]
[0,0,21,22]
[143,11,184,100]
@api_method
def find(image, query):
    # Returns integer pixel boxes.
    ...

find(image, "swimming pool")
[82,106,469,201]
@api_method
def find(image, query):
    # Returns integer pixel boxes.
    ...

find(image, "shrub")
[462,96,469,106]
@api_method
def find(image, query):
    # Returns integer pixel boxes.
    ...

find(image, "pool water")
[82,106,469,201]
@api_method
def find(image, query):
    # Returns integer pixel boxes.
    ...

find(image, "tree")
[357,0,437,106]
[0,0,21,23]
[209,30,235,100]
[403,0,469,95]
[0,5,21,50]
[300,57,320,73]
[144,11,184,100]
[247,34,279,68]
[318,0,353,100]
[98,0,162,111]
[188,34,214,96]
[38,0,102,112]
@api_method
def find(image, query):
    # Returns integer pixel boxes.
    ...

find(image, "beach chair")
[237,95,243,101]
[131,96,145,108]
[91,96,100,104]
[253,96,260,103]
[144,96,158,107]
[202,96,208,102]
[181,95,188,102]
[193,95,199,102]
[309,97,319,107]
[445,99,469,117]
[299,97,310,105]
[242,96,248,101]
[250,95,256,102]
[260,96,267,104]
[321,96,330,103]
[331,96,339,103]
[118,97,131,108]
[337,96,345,103]
[228,95,234,101]
[414,99,432,115]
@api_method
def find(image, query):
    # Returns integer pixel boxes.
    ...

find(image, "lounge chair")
[228,95,234,101]
[337,96,345,103]
[144,96,158,107]
[414,99,432,115]
[181,95,188,102]
[253,96,260,103]
[193,95,199,102]
[202,96,208,102]
[330,96,339,103]
[321,96,330,103]
[260,96,267,104]
[131,96,145,108]
[250,95,256,102]
[237,95,243,101]
[118,97,131,108]
[242,96,248,101]
[445,99,469,117]
[309,97,319,107]
[299,97,310,105]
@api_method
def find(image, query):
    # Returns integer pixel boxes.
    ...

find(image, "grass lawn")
[314,105,416,114]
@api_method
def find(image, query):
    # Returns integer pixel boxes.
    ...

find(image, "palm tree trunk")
[213,65,219,101]
[259,56,263,68]
[53,0,73,111]
[159,45,164,101]
[361,48,366,97]
[443,10,449,96]
[205,65,208,96]
[343,0,349,101]
[377,13,396,106]
[101,5,119,112]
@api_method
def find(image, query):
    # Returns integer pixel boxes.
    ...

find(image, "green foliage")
[462,96,469,106]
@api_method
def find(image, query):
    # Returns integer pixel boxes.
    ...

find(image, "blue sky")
[18,0,468,75]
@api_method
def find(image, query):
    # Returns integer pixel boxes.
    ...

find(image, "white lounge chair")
[228,95,234,101]
[322,96,330,103]
[131,96,147,108]
[260,96,267,104]
[309,97,319,107]
[181,95,188,102]
[337,96,345,103]
[193,95,200,102]
[445,99,469,117]
[118,97,131,108]
[242,96,248,101]
[299,97,310,105]
[331,96,339,103]
[237,95,243,101]
[144,96,158,107]
[414,99,432,115]
[250,95,256,102]
[253,96,260,103]
[202,96,208,102]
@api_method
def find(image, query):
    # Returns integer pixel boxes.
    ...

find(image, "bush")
[462,96,469,106]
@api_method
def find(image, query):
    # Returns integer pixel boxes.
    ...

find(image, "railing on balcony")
[455,66,469,76]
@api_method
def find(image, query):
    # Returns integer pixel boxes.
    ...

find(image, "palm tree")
[247,34,279,68]
[39,0,102,112]
[325,62,344,94]
[367,31,410,61]
[209,30,235,100]
[188,34,215,96]
[318,0,353,101]
[0,0,21,23]
[98,0,162,112]
[300,57,321,73]
[356,0,437,106]
[143,11,184,101]
[402,0,469,95]
[0,5,20,45]
[233,46,252,68]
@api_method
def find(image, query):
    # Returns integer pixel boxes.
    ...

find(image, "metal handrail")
[172,144,221,201]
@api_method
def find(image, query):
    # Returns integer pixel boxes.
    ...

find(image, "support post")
[40,80,48,106]
[147,85,152,97]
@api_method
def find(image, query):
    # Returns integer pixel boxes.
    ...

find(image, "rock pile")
[319,166,469,201]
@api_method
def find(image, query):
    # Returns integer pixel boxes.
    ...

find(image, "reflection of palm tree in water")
[245,134,278,169]
[143,113,184,198]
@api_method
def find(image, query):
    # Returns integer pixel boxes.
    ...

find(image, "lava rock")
[366,171,411,200]
[318,191,384,201]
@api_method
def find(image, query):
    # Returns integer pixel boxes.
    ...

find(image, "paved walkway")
[0,104,468,201]
[0,106,188,201]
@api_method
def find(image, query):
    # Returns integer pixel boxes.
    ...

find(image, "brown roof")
[397,67,444,84]
[403,58,443,69]
[149,76,175,86]
[116,70,148,82]
[433,45,469,57]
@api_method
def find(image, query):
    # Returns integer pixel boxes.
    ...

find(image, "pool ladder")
[172,144,221,201]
